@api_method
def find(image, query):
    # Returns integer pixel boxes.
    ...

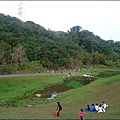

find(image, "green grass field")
[0,68,120,119]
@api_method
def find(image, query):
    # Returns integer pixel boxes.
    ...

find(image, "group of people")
[55,101,108,120]
[84,102,108,113]
[78,102,108,120]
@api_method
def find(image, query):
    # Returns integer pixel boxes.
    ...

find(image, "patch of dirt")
[35,76,95,98]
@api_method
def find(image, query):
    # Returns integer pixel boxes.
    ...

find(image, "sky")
[0,1,120,41]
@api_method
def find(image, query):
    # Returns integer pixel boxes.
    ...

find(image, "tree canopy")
[0,13,120,74]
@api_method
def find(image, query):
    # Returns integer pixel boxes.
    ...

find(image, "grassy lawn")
[0,75,67,107]
[0,68,120,119]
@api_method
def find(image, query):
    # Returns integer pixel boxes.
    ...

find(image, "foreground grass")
[0,75,67,106]
[0,69,120,119]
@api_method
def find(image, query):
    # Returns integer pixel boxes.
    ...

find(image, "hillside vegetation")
[0,13,120,74]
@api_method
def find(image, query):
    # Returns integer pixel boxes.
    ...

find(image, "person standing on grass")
[56,102,62,116]
[78,109,86,120]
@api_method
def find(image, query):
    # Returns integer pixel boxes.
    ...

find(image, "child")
[78,109,86,120]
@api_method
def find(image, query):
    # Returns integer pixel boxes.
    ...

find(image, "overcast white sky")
[0,1,120,41]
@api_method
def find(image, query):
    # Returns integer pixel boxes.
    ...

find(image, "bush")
[0,65,15,74]
[18,61,43,72]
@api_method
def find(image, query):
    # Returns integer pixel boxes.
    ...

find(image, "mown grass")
[66,81,83,88]
[0,68,120,119]
[0,75,68,107]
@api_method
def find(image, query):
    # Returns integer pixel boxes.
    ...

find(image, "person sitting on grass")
[102,101,108,112]
[95,104,99,113]
[90,104,95,112]
[97,104,103,113]
[84,105,90,112]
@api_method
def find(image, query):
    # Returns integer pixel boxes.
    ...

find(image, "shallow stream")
[33,76,95,100]
[33,70,120,100]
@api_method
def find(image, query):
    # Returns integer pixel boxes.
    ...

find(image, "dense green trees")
[0,14,120,74]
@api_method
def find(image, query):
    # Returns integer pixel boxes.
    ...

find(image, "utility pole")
[18,2,25,21]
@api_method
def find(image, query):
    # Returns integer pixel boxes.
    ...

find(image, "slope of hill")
[0,13,120,74]
[0,71,119,119]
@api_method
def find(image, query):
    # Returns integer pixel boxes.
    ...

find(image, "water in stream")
[33,70,120,100]
[34,76,96,100]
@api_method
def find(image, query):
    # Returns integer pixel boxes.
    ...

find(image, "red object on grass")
[55,110,59,116]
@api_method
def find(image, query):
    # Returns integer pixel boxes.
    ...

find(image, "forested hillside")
[0,13,120,74]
